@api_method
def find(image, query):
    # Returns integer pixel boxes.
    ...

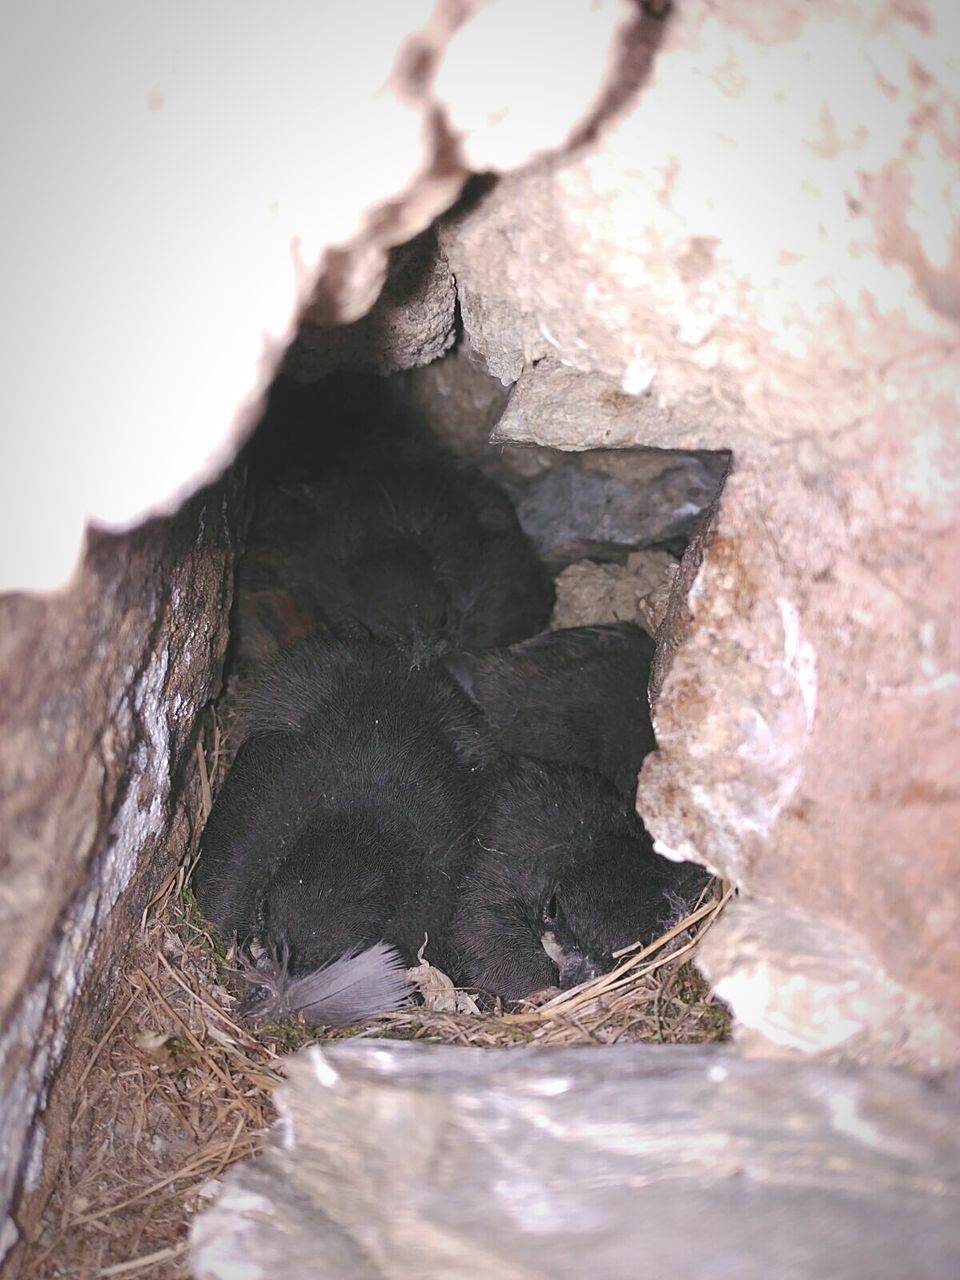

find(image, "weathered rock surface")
[551,550,678,638]
[191,1040,960,1280]
[285,231,457,380]
[511,444,727,560]
[1,13,958,1279]
[641,425,960,1065]
[448,1,960,1066]
[0,481,238,1262]
[442,6,959,426]
[700,899,960,1066]
[397,343,517,473]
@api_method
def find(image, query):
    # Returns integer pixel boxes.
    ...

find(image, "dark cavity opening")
[194,348,731,1043]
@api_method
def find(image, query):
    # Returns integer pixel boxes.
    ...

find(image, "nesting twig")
[23,706,731,1279]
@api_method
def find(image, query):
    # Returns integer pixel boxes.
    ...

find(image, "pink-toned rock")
[464,1,960,1065]
[444,3,959,434]
[639,392,960,1063]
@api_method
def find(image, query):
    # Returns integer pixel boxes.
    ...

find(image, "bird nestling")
[234,434,554,670]
[193,635,495,1024]
[452,758,709,1003]
[445,621,657,801]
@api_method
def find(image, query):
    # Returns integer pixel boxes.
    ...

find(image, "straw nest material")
[21,712,731,1280]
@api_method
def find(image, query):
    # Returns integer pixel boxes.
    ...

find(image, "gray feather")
[442,651,482,701]
[238,942,413,1027]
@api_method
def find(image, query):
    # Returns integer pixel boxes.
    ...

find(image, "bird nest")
[22,714,731,1280]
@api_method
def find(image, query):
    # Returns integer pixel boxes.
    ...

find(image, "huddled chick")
[235,438,554,669]
[452,757,708,1002]
[445,621,657,801]
[194,636,494,1024]
[439,620,709,1001]
[196,386,709,1025]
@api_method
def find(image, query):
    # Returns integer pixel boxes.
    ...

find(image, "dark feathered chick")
[193,636,494,1019]
[452,758,709,1003]
[234,437,554,669]
[446,622,657,800]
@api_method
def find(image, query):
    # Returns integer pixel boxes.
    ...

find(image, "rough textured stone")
[490,358,703,449]
[510,441,727,558]
[397,343,517,472]
[0,480,238,1261]
[442,4,959,437]
[699,900,960,1066]
[551,550,678,638]
[191,1040,960,1280]
[455,1,960,1066]
[285,231,457,379]
[640,423,960,1066]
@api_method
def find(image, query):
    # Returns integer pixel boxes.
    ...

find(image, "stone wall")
[437,0,960,1066]
[191,1041,960,1280]
[0,481,239,1260]
[1,1,957,1264]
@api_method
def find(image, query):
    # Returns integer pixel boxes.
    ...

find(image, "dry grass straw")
[21,710,731,1279]
[379,882,732,1049]
[21,727,283,1279]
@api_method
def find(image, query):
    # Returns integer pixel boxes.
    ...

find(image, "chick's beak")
[557,952,604,989]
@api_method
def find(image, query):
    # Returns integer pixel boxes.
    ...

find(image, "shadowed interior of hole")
[10,286,737,1280]
[229,363,731,670]
[207,356,731,1022]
